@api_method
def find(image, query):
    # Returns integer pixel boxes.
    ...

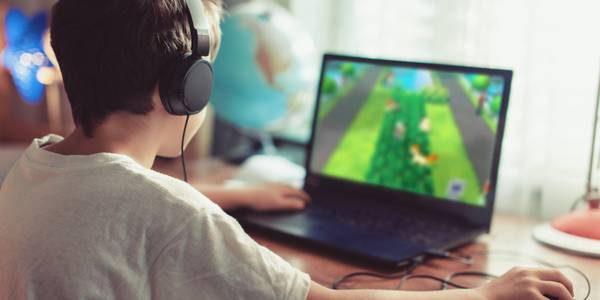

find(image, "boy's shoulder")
[15,135,219,216]
[101,159,221,216]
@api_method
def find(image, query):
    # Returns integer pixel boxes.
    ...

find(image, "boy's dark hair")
[50,0,222,137]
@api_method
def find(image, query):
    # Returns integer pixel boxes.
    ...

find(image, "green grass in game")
[322,72,389,181]
[321,69,485,205]
[365,89,434,195]
[426,102,482,205]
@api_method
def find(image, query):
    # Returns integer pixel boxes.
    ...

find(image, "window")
[291,0,600,218]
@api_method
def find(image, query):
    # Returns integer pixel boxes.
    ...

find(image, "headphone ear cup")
[159,54,213,115]
[183,59,213,113]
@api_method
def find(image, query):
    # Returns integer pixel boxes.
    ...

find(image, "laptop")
[237,54,513,266]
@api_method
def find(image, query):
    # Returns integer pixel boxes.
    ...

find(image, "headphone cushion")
[159,54,213,115]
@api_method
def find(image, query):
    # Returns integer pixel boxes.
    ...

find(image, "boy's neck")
[44,115,162,168]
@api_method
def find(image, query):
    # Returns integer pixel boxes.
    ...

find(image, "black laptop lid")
[304,54,513,229]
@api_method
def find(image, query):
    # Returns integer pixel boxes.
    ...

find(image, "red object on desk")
[552,200,600,240]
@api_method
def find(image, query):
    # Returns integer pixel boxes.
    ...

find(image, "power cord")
[396,274,469,289]
[331,257,422,290]
[181,114,190,182]
[442,271,497,290]
[394,251,479,290]
[331,250,474,290]
[424,249,474,265]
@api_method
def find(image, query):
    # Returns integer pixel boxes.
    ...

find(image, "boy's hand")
[476,267,574,300]
[240,183,310,211]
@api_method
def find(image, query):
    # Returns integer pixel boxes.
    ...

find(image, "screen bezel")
[303,53,513,229]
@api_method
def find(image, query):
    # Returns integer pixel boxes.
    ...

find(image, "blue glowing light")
[1,8,50,104]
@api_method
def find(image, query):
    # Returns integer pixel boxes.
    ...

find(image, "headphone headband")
[185,0,211,57]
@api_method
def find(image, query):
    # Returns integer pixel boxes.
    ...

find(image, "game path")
[438,73,495,186]
[312,66,384,171]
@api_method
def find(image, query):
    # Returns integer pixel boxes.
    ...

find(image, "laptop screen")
[309,56,509,207]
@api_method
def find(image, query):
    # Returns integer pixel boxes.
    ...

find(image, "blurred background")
[1,0,600,221]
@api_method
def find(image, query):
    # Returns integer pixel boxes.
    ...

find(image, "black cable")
[396,272,496,290]
[181,114,190,182]
[330,249,480,290]
[396,274,468,290]
[442,271,498,290]
[424,249,474,266]
[331,258,420,289]
[562,266,591,300]
[331,251,474,290]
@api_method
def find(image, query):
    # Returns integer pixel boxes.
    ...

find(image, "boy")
[0,0,574,299]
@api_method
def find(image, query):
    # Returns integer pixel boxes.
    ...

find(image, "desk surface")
[156,157,599,298]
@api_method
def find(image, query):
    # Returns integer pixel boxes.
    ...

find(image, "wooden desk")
[154,158,599,299]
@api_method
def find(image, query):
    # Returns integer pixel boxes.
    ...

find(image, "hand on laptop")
[240,183,311,212]
[196,183,310,212]
[476,267,574,300]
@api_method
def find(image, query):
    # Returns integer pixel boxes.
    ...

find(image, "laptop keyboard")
[304,201,472,246]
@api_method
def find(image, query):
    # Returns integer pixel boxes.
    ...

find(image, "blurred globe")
[212,1,318,133]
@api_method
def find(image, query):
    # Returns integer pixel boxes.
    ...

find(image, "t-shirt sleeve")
[149,209,311,300]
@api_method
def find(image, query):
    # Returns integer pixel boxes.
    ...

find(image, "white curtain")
[290,0,600,219]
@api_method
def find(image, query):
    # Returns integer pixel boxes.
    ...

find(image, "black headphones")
[159,0,213,116]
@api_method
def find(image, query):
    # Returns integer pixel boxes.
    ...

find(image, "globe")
[212,1,318,132]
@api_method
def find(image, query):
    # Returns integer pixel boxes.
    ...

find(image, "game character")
[410,144,438,166]
[420,117,431,132]
[394,121,406,139]
[447,179,466,200]
[476,91,487,116]
[385,98,399,112]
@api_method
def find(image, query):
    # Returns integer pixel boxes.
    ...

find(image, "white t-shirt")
[0,135,310,300]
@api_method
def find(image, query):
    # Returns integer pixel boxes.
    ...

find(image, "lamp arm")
[586,64,600,194]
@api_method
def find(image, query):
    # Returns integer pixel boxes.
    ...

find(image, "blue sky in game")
[391,68,433,91]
